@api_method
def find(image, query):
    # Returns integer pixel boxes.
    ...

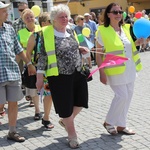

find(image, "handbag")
[81,64,93,82]
[22,67,37,89]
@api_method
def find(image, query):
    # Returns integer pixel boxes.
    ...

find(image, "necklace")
[114,27,121,36]
[116,30,121,35]
[110,25,121,35]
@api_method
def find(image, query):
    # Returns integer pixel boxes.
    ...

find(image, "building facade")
[127,0,150,14]
[1,0,150,22]
[54,0,129,17]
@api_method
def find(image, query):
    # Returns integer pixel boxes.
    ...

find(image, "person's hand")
[36,73,44,91]
[100,71,107,85]
[79,46,90,55]
[27,64,36,76]
[135,38,145,46]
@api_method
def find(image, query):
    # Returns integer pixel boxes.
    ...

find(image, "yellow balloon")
[128,6,135,14]
[31,5,41,17]
[82,27,91,37]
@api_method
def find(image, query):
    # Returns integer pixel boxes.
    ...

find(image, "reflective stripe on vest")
[42,25,59,77]
[122,24,142,72]
[98,24,142,76]
[106,50,124,55]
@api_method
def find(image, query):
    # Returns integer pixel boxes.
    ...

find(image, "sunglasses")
[19,9,24,12]
[109,10,123,15]
[80,18,84,20]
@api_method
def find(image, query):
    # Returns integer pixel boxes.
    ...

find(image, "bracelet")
[27,61,32,66]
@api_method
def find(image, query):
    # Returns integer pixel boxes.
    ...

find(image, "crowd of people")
[0,0,148,148]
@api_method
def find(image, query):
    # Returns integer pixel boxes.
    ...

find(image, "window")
[145,9,150,15]
[90,7,106,18]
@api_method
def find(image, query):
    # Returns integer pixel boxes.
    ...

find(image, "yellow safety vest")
[42,25,79,77]
[18,25,41,49]
[98,24,142,76]
[42,25,59,77]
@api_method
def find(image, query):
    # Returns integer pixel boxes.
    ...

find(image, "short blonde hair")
[50,4,70,24]
[21,8,34,21]
[38,12,50,26]
[76,15,84,23]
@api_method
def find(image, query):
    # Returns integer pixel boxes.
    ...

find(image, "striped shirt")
[0,23,23,83]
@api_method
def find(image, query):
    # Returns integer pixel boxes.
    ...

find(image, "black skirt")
[47,70,88,118]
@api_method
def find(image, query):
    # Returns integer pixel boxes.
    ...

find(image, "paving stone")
[1,52,150,149]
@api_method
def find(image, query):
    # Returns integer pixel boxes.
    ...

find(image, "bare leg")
[73,106,82,118]
[8,101,18,127]
[62,107,82,148]
[32,95,40,114]
[7,101,25,142]
[63,107,82,138]
[43,95,52,121]
[0,104,5,112]
[63,114,77,139]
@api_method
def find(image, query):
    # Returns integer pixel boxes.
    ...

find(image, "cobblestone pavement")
[1,51,150,150]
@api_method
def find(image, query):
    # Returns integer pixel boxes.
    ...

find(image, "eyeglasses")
[18,9,24,12]
[80,18,84,20]
[109,10,123,15]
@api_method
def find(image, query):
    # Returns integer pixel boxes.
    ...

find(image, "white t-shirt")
[97,26,136,85]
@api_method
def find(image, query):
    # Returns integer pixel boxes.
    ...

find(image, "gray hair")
[50,4,71,24]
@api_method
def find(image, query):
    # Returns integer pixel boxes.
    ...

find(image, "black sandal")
[25,96,32,101]
[42,118,54,129]
[34,113,41,120]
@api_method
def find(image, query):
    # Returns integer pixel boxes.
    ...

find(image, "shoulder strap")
[33,32,40,63]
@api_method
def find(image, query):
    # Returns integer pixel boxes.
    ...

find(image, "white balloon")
[144,15,149,19]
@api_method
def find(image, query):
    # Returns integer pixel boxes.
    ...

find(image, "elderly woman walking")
[36,4,89,149]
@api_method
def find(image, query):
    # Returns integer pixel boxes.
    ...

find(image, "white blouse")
[54,29,71,37]
[97,26,136,85]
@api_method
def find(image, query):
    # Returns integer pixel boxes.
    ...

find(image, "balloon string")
[90,48,106,55]
[66,0,71,5]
